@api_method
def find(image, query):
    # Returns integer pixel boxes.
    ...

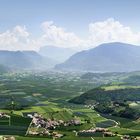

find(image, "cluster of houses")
[28,130,64,139]
[78,128,139,139]
[121,135,138,140]
[0,113,10,118]
[27,113,81,138]
[85,103,99,109]
[0,136,15,140]
[78,127,115,137]
[29,113,81,129]
[0,112,139,140]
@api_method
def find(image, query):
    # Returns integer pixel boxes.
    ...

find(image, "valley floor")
[0,71,140,140]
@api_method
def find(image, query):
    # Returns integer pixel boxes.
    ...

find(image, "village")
[25,113,139,140]
[0,112,139,140]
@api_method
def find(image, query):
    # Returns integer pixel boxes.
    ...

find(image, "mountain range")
[0,50,55,70]
[1,42,140,72]
[55,42,140,72]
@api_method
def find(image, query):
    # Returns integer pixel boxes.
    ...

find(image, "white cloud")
[0,18,140,51]
[0,26,36,50]
[39,21,82,48]
[88,18,140,47]
[13,26,30,37]
[38,18,140,50]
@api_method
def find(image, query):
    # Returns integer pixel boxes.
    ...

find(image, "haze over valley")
[0,0,140,140]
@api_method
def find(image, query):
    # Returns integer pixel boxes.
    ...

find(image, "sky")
[0,0,140,51]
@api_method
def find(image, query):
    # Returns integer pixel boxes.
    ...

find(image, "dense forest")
[70,85,140,119]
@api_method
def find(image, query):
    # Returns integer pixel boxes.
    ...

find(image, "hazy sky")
[0,0,140,51]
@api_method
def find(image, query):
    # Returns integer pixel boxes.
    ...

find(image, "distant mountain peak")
[55,42,140,72]
[0,50,56,70]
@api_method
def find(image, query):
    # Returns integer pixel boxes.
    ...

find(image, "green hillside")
[70,85,140,120]
[70,85,140,104]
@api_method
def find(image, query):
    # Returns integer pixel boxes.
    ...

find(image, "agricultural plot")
[0,114,32,135]
[95,120,117,128]
[0,72,139,140]
[0,117,9,125]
